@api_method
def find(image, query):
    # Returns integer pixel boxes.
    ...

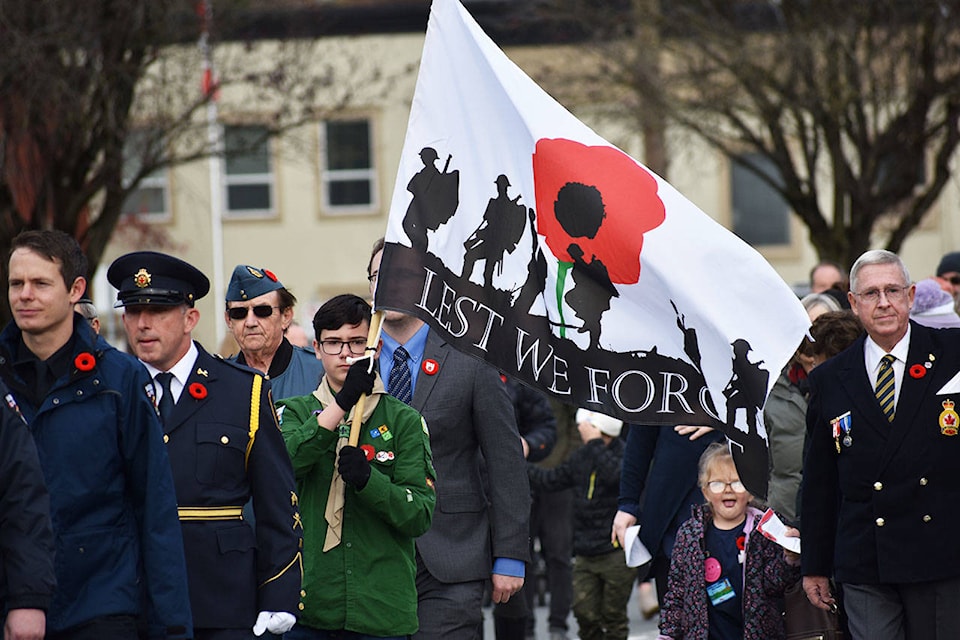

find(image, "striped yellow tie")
[875,354,896,422]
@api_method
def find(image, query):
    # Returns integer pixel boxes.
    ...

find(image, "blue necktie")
[156,372,175,424]
[388,347,413,404]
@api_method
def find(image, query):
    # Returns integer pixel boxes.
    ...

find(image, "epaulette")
[218,356,263,377]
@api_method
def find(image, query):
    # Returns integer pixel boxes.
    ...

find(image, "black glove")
[335,359,376,412]
[338,445,371,489]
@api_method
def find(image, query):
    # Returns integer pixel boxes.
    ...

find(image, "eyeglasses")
[706,480,746,494]
[853,286,909,304]
[948,276,960,286]
[227,305,280,321]
[367,271,378,283]
[319,339,368,356]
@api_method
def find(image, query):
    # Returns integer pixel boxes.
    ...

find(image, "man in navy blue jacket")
[0,230,191,639]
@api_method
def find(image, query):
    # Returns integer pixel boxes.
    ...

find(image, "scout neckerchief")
[313,374,385,551]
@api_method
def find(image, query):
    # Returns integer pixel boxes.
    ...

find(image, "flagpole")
[199,0,226,347]
[348,310,384,446]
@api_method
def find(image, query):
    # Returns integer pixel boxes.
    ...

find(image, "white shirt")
[863,325,910,412]
[141,342,199,405]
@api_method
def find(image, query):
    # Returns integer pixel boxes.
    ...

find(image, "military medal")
[939,399,959,436]
[831,411,852,452]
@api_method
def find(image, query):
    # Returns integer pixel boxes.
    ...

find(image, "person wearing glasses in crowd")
[225,264,324,400]
[658,443,800,640]
[109,251,302,640]
[802,249,960,640]
[934,251,960,301]
[276,293,436,640]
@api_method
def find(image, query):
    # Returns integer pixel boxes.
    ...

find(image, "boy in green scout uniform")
[276,294,436,639]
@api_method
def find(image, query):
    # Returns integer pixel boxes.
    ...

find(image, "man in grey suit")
[368,238,531,639]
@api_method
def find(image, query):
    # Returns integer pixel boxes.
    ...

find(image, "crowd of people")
[2,231,960,640]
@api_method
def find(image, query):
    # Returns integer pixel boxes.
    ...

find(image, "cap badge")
[246,266,264,279]
[134,268,151,288]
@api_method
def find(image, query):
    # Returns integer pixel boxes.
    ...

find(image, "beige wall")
[100,31,960,348]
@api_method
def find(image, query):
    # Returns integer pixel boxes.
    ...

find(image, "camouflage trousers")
[571,550,637,640]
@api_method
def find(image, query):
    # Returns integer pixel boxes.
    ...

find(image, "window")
[321,119,377,214]
[122,131,169,221]
[731,152,790,246]
[224,125,273,217]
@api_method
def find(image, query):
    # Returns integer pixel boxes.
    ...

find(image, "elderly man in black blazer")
[368,238,530,640]
[802,249,960,639]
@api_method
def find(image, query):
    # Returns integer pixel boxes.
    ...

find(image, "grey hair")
[74,300,98,321]
[849,250,910,293]
[800,293,842,314]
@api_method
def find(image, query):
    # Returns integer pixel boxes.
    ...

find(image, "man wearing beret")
[108,251,303,640]
[0,231,192,639]
[225,264,323,400]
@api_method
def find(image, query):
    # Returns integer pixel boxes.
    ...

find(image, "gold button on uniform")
[876,518,885,527]
[923,515,932,523]
[920,477,928,486]
[163,434,169,443]
[221,435,229,444]
[298,603,304,611]
[873,482,883,491]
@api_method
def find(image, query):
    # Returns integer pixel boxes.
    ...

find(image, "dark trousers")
[47,615,139,640]
[413,554,485,640]
[842,576,960,640]
[285,625,407,640]
[524,487,574,632]
[196,629,270,640]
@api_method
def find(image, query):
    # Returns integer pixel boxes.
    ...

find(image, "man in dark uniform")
[802,249,960,639]
[108,251,302,640]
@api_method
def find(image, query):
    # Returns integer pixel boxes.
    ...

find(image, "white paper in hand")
[624,525,652,568]
[757,508,801,554]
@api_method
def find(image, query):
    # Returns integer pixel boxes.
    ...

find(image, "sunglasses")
[227,305,279,320]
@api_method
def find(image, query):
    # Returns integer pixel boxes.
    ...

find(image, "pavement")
[483,581,662,640]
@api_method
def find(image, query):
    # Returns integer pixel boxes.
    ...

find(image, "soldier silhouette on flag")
[556,182,619,350]
[403,147,460,252]
[462,174,529,287]
[723,339,769,437]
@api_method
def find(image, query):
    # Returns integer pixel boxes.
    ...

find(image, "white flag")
[375,0,810,496]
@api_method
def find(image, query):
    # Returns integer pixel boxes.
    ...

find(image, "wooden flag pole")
[348,309,384,446]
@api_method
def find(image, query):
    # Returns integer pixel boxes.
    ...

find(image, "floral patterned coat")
[658,504,800,640]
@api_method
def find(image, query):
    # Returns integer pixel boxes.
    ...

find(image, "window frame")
[319,117,378,216]
[222,124,276,220]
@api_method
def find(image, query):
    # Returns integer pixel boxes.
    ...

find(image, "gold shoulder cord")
[246,375,262,469]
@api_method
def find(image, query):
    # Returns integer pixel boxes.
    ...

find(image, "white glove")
[252,611,297,636]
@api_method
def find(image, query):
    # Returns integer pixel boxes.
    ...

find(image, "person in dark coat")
[612,424,724,609]
[0,378,55,640]
[528,410,635,640]
[110,251,302,640]
[802,249,960,639]
[493,379,557,639]
[0,230,192,639]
